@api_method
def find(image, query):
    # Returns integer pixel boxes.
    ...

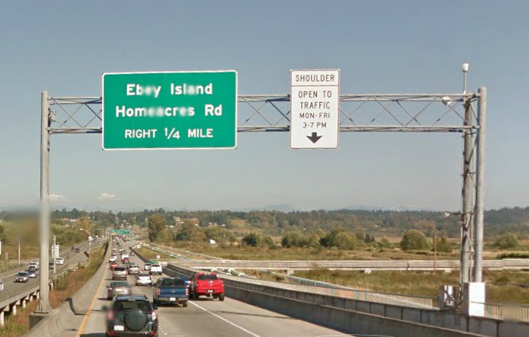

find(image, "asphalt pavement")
[61,240,349,337]
[0,241,92,303]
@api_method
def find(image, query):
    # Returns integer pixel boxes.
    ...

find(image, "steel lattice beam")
[47,93,480,135]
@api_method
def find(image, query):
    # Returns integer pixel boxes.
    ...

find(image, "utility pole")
[18,237,20,267]
[434,232,437,273]
[473,87,487,282]
[460,65,473,289]
[38,90,51,313]
[53,235,56,274]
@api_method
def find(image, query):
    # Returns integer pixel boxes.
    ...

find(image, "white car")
[28,262,39,271]
[109,256,117,263]
[55,257,65,265]
[136,272,153,286]
[149,264,162,275]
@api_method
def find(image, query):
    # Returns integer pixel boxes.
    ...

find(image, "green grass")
[135,247,173,260]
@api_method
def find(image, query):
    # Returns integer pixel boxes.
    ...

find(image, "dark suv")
[106,295,158,337]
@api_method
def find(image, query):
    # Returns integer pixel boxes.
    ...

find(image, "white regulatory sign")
[290,69,340,149]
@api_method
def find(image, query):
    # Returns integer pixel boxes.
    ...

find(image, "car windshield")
[114,267,126,271]
[197,274,219,281]
[151,265,160,268]
[18,272,27,276]
[110,282,128,288]
[138,273,150,277]
[160,278,185,287]
[113,300,151,312]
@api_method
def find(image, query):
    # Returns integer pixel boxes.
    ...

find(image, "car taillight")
[107,310,114,320]
[156,289,160,295]
[151,310,157,321]
[186,288,189,296]
[108,287,112,290]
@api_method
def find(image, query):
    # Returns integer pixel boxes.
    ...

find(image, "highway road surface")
[60,240,350,337]
[0,241,92,304]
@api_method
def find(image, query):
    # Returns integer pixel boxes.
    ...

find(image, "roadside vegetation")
[0,216,95,272]
[289,269,529,305]
[135,247,173,260]
[0,244,107,337]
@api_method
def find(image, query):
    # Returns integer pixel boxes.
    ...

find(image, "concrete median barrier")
[227,284,485,337]
[23,242,109,337]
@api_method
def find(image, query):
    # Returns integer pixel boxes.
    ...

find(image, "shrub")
[435,236,452,253]
[320,228,364,250]
[242,232,275,248]
[400,229,429,251]
[494,233,519,250]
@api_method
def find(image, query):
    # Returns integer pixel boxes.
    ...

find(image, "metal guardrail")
[161,258,529,271]
[148,243,219,261]
[479,302,529,322]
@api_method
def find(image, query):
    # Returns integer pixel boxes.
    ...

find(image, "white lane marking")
[189,301,262,337]
[318,335,393,337]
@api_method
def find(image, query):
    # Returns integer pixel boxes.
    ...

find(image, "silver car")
[16,272,29,283]
[112,266,127,280]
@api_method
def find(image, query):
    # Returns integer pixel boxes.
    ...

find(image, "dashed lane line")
[189,301,261,337]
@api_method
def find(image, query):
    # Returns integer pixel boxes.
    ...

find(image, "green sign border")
[101,70,238,151]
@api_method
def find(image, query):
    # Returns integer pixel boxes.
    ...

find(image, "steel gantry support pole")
[38,91,51,313]
[473,87,487,282]
[460,92,474,288]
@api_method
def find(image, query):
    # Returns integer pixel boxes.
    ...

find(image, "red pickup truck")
[190,272,225,301]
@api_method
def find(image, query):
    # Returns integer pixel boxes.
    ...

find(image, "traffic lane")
[189,297,349,337]
[127,246,349,337]
[0,243,90,301]
[129,273,267,337]
[76,267,113,337]
[125,251,265,336]
[0,241,89,281]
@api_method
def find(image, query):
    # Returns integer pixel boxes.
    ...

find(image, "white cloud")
[49,194,71,203]
[97,192,116,201]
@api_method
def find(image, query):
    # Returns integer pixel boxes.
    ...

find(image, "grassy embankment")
[0,244,107,337]
[134,247,173,261]
[287,269,529,305]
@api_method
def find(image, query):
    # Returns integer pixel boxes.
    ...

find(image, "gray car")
[107,281,130,300]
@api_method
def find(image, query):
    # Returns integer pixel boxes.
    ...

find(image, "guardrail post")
[22,299,26,309]
[11,303,17,316]
[0,310,4,326]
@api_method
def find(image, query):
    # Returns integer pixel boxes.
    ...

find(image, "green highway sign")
[111,229,130,235]
[102,70,237,150]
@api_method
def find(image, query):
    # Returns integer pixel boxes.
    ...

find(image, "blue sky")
[1,1,528,211]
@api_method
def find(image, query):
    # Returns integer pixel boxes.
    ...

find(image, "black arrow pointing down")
[307,132,322,144]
